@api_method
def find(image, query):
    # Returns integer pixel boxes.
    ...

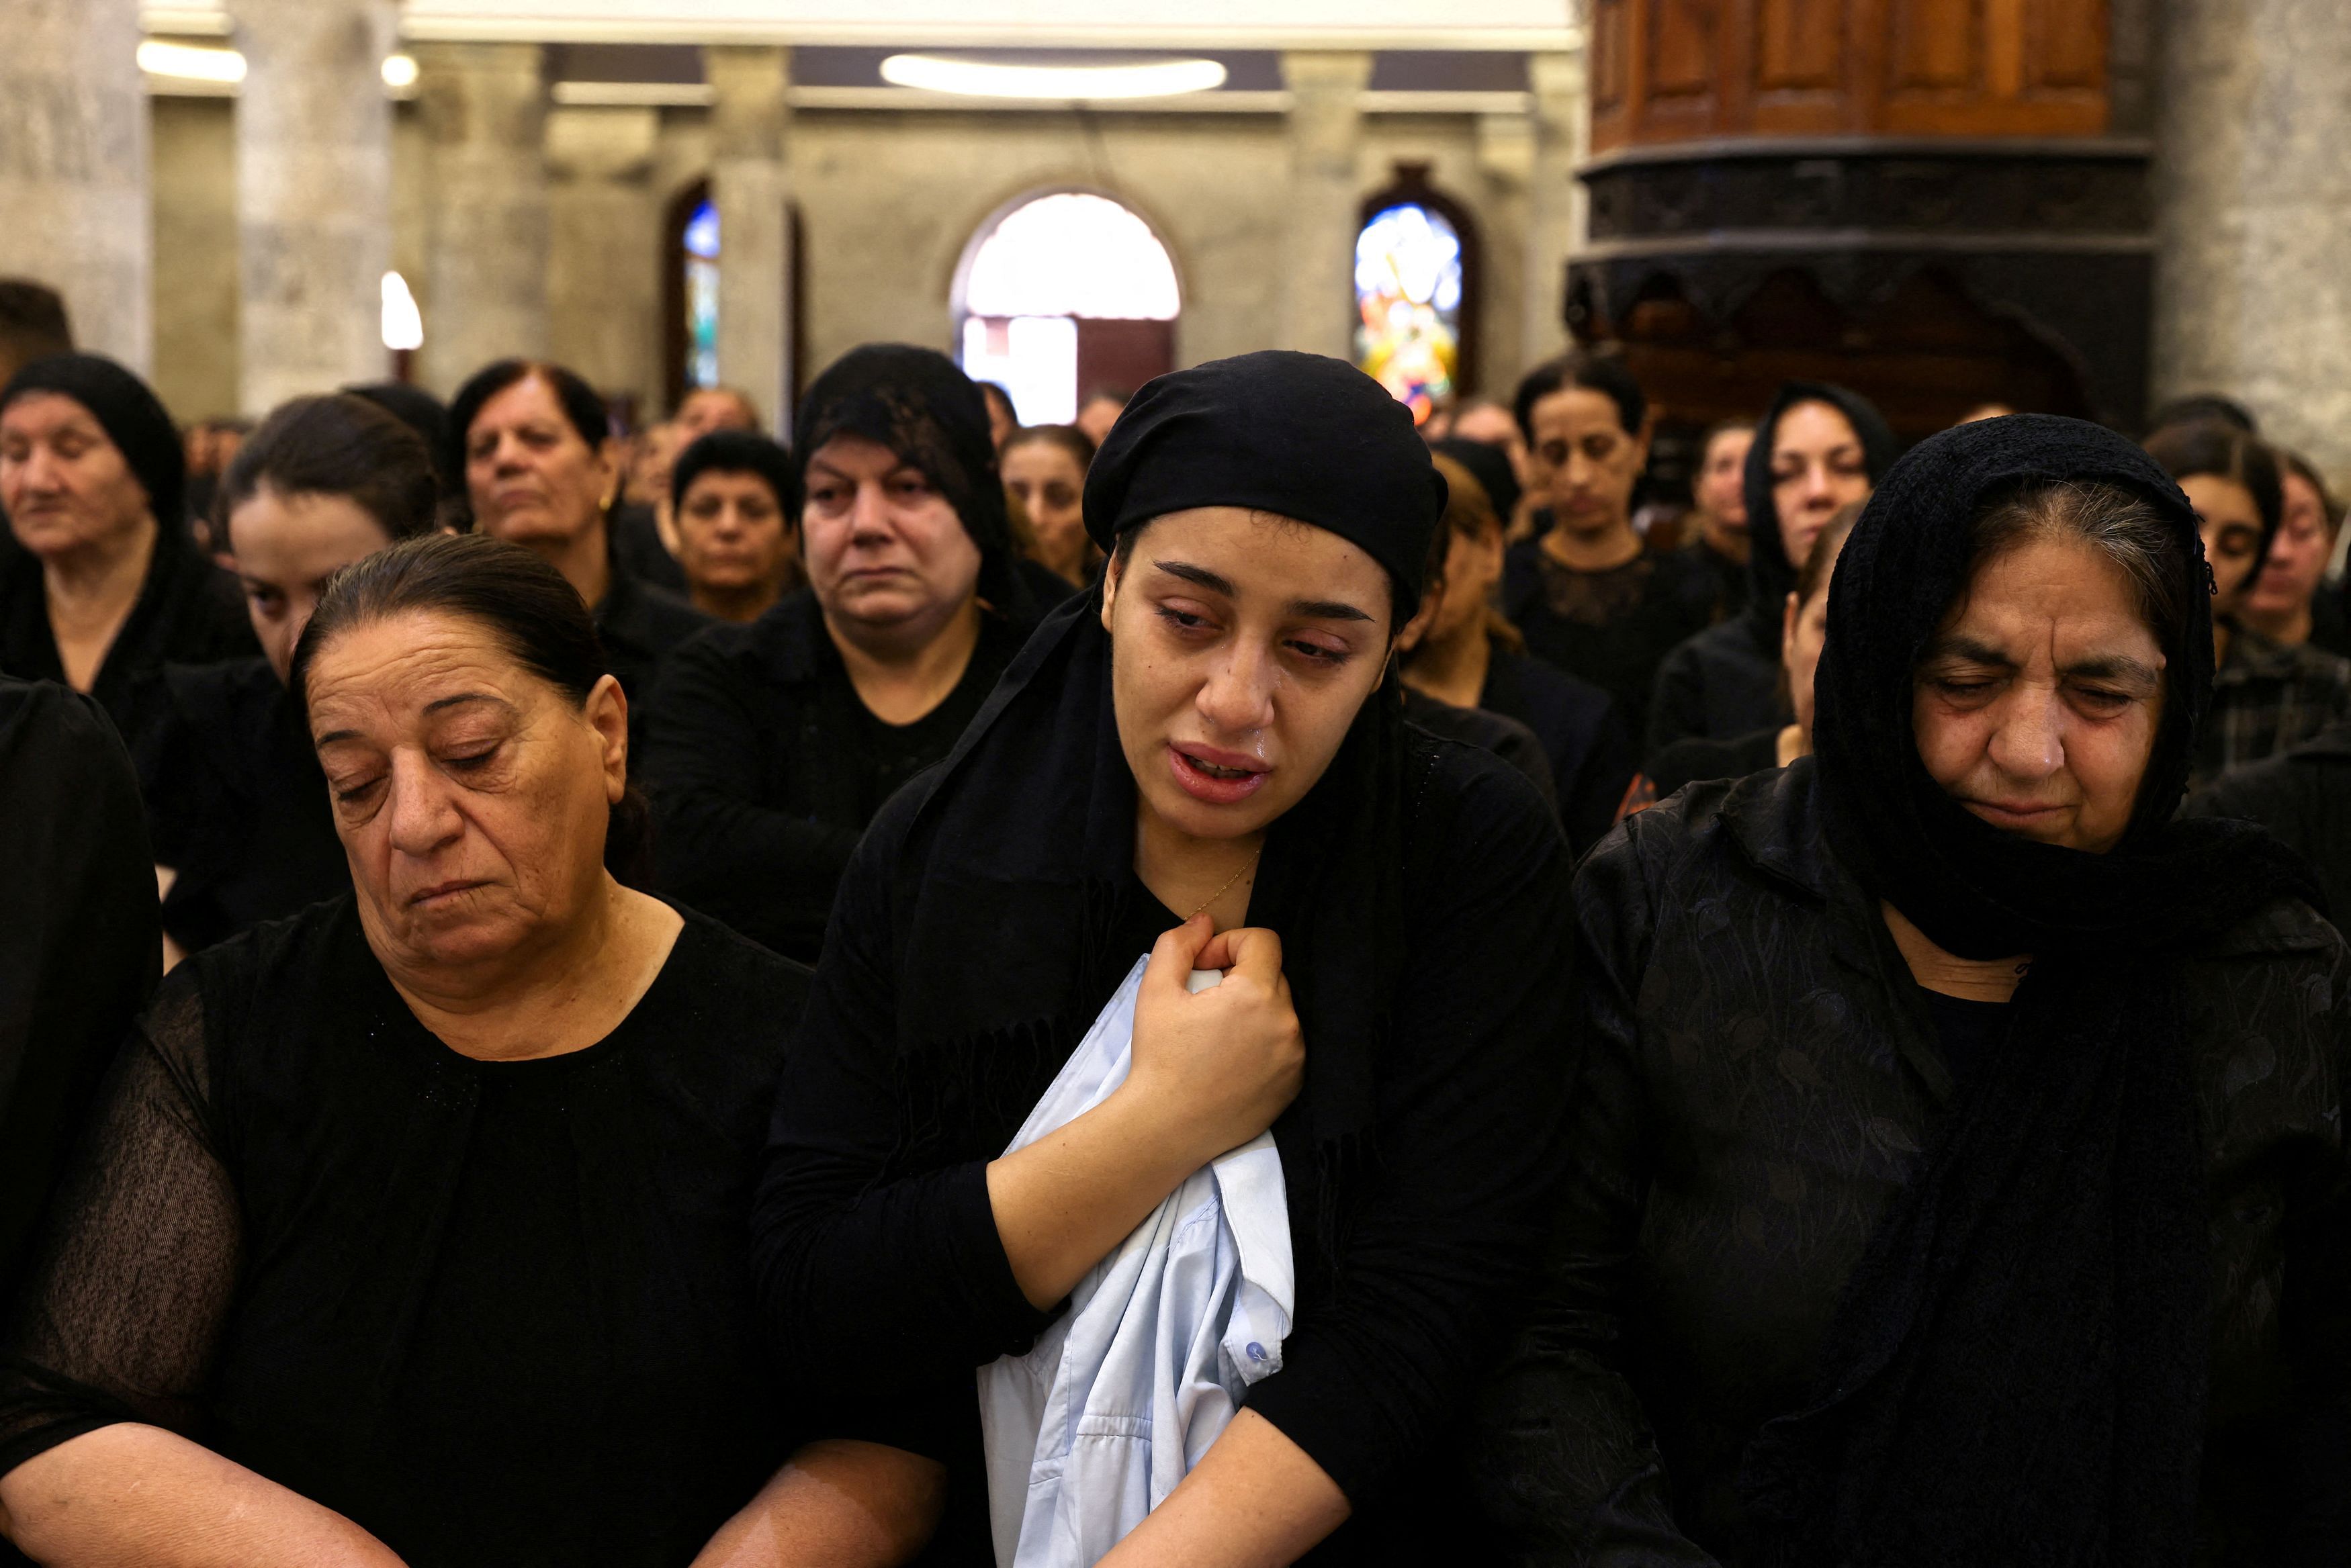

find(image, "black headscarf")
[1739,381,1896,620]
[1742,414,2318,1567]
[793,344,1032,625]
[1,355,187,526]
[885,351,1444,1166]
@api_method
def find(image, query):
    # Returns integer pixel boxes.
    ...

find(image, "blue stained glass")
[684,199,721,262]
[1354,203,1464,425]
[684,198,719,388]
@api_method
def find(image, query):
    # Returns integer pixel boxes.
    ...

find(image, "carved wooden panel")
[1589,0,2109,150]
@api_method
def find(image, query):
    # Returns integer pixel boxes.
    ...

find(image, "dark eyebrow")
[1152,560,1374,624]
[2061,655,2163,688]
[1919,633,2016,668]
[313,694,513,751]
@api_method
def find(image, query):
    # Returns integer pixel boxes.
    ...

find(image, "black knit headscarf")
[793,344,1030,624]
[1,355,187,526]
[1739,381,1897,622]
[1742,414,2318,1568]
[883,351,1444,1168]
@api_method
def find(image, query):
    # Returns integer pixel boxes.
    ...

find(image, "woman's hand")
[1122,916,1304,1170]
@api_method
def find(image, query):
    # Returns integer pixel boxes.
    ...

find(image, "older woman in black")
[140,394,441,958]
[645,344,1048,960]
[1480,416,2349,1567]
[1642,382,1893,757]
[0,355,255,757]
[450,359,709,753]
[752,352,1572,1563]
[0,535,821,1568]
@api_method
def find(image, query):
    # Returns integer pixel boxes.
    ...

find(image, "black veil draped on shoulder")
[1742,414,2319,1568]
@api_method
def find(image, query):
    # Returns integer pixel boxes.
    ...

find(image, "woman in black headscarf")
[750,351,1572,1562]
[1642,383,1894,757]
[1478,415,2349,1567]
[645,344,1055,960]
[0,355,257,758]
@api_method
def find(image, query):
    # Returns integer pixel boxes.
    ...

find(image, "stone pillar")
[414,42,549,394]
[1280,52,1374,360]
[1476,110,1535,398]
[2153,0,2351,486]
[1523,48,1590,369]
[547,107,662,416]
[0,0,151,373]
[705,46,793,434]
[228,0,398,415]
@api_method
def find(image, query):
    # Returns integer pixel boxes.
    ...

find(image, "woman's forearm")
[0,1424,405,1568]
[985,1086,1203,1310]
[1095,1408,1349,1568]
[689,1440,944,1568]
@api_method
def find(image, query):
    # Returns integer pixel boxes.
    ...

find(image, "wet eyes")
[1151,606,1349,665]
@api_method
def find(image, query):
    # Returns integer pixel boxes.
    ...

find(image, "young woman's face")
[1427,521,1505,646]
[675,469,794,609]
[1912,537,2166,854]
[1696,426,1754,529]
[1102,507,1393,845]
[1002,439,1090,582]
[463,375,617,552]
[306,608,627,976]
[799,434,981,638]
[0,393,154,562]
[1769,401,1871,568]
[1529,387,1647,536]
[2177,473,2266,612]
[2245,470,2333,620]
[228,486,396,684]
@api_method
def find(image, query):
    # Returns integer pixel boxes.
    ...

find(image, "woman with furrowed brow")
[748,351,1574,1564]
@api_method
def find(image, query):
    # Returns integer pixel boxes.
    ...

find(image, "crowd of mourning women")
[0,265,2344,1568]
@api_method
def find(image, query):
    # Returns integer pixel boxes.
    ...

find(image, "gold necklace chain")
[1190,844,1264,921]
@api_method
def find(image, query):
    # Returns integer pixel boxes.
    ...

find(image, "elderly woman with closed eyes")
[0,534,860,1568]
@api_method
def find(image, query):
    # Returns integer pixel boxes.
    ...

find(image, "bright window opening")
[1355,203,1464,426]
[682,198,721,392]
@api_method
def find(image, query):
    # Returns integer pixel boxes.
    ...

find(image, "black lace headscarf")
[792,343,1034,626]
[879,351,1445,1184]
[1738,381,1897,636]
[1742,414,2318,1567]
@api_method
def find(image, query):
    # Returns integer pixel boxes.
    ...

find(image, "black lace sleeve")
[0,974,242,1479]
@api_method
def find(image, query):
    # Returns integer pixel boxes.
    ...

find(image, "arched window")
[682,194,721,391]
[1356,165,1480,425]
[954,191,1180,426]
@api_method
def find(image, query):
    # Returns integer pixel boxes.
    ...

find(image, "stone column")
[705,46,793,434]
[2153,0,2351,486]
[0,0,151,372]
[1279,52,1374,361]
[1523,48,1589,370]
[228,0,398,415]
[547,106,662,416]
[414,42,549,394]
[1476,110,1535,399]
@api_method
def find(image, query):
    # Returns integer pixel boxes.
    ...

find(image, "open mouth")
[1167,743,1269,805]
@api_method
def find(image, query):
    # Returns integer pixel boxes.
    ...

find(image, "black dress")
[596,564,711,757]
[1644,612,1785,759]
[2184,721,2351,919]
[1500,537,1716,746]
[1475,764,2351,1566]
[610,502,689,594]
[1480,646,1637,855]
[0,678,158,1304]
[645,590,1024,960]
[136,657,345,954]
[1401,686,1556,810]
[0,528,257,762]
[0,898,813,1568]
[1644,723,1783,801]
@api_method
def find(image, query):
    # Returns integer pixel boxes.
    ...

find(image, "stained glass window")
[682,198,721,392]
[956,191,1179,426]
[1354,203,1464,426]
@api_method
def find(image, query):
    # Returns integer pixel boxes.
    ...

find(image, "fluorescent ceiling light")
[138,40,245,83]
[382,54,418,89]
[880,54,1226,100]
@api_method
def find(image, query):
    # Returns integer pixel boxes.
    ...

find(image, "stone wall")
[150,97,240,421]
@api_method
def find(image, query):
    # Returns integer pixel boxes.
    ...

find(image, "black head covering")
[1431,435,1520,531]
[671,428,797,518]
[1,355,185,526]
[345,381,456,492]
[1739,382,1896,619]
[793,344,1030,625]
[883,351,1444,1178]
[1742,414,2318,1568]
[1085,350,1446,606]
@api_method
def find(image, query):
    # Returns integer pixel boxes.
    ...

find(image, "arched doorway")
[953,190,1180,426]
[1355,163,1481,425]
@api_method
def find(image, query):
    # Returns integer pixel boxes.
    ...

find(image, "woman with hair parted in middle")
[752,351,1574,1565]
[1477,414,2349,1568]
